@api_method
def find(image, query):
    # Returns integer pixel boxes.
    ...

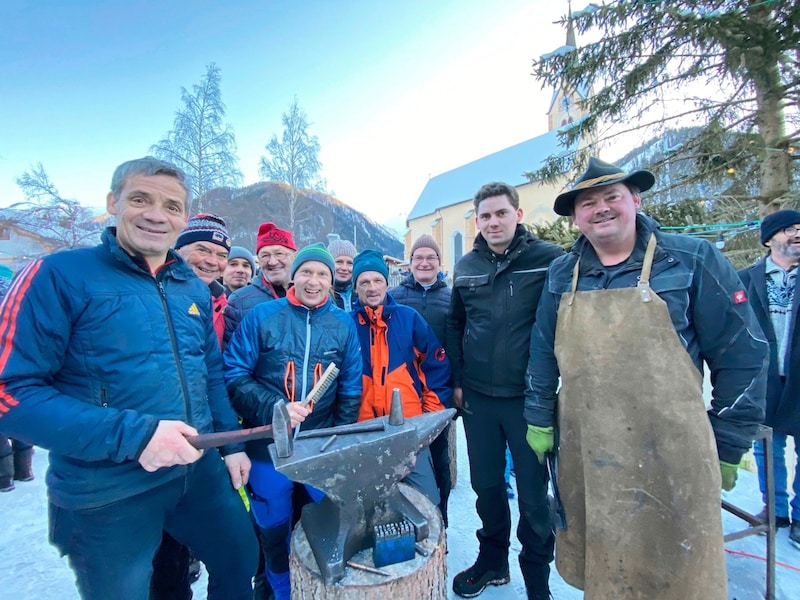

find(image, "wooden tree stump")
[289,483,447,599]
[448,421,458,488]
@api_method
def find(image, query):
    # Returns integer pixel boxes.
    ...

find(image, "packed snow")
[2,421,799,599]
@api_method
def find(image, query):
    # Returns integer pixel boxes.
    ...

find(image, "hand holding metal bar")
[186,415,386,450]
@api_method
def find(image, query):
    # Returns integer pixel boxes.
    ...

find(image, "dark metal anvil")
[268,394,455,584]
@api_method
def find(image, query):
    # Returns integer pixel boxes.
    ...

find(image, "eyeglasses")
[258,251,291,261]
[411,255,439,264]
[783,226,799,237]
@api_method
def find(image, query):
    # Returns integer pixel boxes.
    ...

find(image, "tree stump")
[289,483,447,599]
[448,421,458,488]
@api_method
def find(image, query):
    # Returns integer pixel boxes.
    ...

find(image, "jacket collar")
[286,286,330,311]
[473,224,531,258]
[401,272,446,291]
[103,227,195,280]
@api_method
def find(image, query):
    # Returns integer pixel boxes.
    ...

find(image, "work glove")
[526,425,554,465]
[719,460,739,491]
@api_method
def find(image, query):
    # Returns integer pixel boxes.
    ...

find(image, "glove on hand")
[526,425,554,464]
[719,460,739,491]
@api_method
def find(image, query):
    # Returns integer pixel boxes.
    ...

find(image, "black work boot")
[13,447,34,482]
[452,558,510,598]
[1,455,15,492]
[521,562,552,600]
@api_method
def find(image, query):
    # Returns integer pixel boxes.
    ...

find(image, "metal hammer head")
[272,402,293,458]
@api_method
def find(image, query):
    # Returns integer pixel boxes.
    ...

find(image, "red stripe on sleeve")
[0,260,44,416]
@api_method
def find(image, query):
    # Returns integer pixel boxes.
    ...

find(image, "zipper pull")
[509,280,514,297]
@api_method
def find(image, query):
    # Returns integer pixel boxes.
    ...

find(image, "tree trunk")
[747,10,791,211]
[289,483,447,599]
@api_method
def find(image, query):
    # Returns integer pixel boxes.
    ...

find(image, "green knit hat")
[291,243,335,279]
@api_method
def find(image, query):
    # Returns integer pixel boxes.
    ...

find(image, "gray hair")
[110,156,192,208]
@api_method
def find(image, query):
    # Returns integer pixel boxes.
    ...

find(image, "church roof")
[407,128,576,221]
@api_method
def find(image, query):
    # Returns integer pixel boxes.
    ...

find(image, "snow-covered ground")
[2,421,799,599]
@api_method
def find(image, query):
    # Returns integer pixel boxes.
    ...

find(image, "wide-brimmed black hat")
[553,157,655,216]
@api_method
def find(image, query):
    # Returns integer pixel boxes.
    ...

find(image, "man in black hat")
[524,157,767,598]
[738,209,800,547]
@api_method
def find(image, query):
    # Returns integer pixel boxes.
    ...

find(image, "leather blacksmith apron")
[553,235,726,599]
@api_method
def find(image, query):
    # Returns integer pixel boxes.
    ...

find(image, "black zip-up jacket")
[447,225,564,397]
[389,274,451,348]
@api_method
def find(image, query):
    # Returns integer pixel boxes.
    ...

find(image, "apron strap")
[637,234,658,303]
[568,233,659,306]
[568,258,580,306]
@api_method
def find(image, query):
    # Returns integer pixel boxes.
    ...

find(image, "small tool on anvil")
[186,363,340,449]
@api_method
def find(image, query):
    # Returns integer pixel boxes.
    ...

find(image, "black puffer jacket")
[389,274,451,347]
[223,275,283,347]
[447,226,564,397]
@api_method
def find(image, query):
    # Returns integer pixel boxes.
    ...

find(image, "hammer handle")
[187,420,386,450]
[185,425,274,450]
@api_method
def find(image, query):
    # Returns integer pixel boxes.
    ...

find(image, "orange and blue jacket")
[352,293,452,421]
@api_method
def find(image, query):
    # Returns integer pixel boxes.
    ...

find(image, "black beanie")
[760,209,800,246]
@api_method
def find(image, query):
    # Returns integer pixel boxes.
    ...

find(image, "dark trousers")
[150,531,192,600]
[461,388,554,575]
[49,450,259,600]
[429,423,452,527]
[0,434,33,458]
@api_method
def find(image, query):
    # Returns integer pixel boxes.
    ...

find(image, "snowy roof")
[407,129,576,221]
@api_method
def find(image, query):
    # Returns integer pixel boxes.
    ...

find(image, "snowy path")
[2,421,799,598]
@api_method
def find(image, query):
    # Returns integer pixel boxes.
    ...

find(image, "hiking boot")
[756,507,790,529]
[453,560,510,598]
[13,448,34,482]
[0,455,14,491]
[790,521,800,548]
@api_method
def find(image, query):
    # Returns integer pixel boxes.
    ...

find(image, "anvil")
[268,393,455,584]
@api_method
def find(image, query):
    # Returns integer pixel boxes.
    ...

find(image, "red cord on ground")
[724,548,800,573]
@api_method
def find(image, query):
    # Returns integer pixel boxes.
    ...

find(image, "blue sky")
[0,0,570,227]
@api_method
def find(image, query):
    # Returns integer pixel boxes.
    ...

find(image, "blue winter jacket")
[0,228,244,509]
[524,213,768,464]
[224,290,362,461]
[352,293,452,422]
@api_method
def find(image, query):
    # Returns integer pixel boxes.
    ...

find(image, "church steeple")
[565,0,576,48]
[545,1,590,132]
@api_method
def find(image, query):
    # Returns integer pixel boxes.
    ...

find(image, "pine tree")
[530,0,799,210]
[151,63,243,213]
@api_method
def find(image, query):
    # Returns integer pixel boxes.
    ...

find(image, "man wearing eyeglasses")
[739,209,800,548]
[389,234,454,526]
[224,222,296,347]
